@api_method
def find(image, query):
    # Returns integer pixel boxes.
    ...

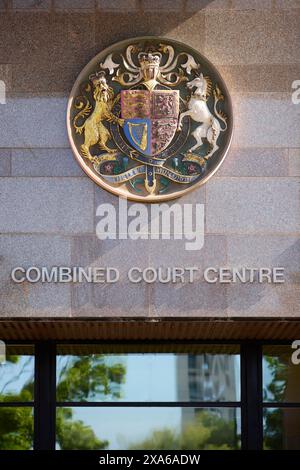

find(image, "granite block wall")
[0,0,299,318]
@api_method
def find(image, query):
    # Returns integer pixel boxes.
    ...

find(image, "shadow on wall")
[226,239,300,316]
[95,0,212,51]
[0,0,213,94]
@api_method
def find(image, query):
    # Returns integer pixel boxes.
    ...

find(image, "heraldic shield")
[121,89,179,156]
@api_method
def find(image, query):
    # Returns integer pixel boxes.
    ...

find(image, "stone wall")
[0,0,299,319]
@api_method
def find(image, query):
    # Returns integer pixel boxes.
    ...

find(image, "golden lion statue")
[73,73,123,160]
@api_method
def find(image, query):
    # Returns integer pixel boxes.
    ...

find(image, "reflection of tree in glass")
[0,355,34,450]
[56,355,126,402]
[264,356,288,402]
[264,355,288,450]
[0,396,33,450]
[264,408,283,450]
[129,411,240,450]
[0,355,126,450]
[56,408,107,450]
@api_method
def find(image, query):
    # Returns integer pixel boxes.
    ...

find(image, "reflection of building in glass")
[177,354,238,425]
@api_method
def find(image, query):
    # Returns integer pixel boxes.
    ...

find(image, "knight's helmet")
[138,51,162,82]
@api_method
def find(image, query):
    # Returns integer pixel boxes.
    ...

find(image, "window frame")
[1,339,297,451]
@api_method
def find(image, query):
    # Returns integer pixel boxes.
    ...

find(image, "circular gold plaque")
[67,37,233,202]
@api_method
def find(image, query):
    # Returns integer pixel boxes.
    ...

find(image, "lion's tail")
[73,98,92,135]
[213,86,227,131]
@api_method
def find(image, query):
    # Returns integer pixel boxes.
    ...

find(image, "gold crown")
[138,52,161,67]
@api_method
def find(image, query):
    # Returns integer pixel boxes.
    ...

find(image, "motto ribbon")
[95,163,200,185]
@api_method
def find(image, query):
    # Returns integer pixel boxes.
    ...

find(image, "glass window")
[55,345,240,451]
[56,407,241,450]
[0,345,34,450]
[263,408,300,450]
[263,345,300,450]
[0,345,34,402]
[56,345,240,402]
[0,407,34,450]
[263,345,300,403]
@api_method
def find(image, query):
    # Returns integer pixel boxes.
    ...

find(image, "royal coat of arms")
[67,37,233,201]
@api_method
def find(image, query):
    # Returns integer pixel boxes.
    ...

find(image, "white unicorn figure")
[178,74,227,158]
